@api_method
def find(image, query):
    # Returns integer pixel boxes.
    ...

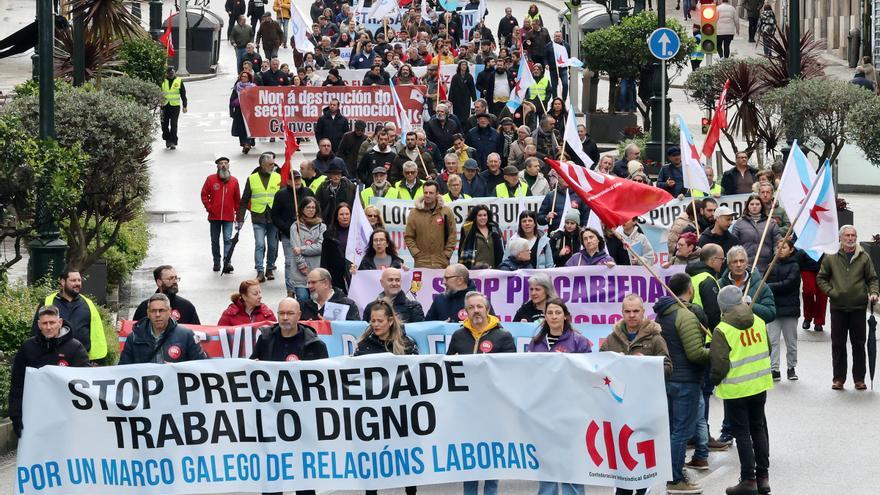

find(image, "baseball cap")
[714,205,735,219]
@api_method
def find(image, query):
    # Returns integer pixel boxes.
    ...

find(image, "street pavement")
[2,0,880,493]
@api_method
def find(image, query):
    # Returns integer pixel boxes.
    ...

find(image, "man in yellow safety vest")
[160,66,187,150]
[237,152,281,282]
[494,166,528,197]
[709,285,773,495]
[33,268,107,362]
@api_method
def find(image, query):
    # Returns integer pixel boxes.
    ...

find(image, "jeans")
[717,34,734,58]
[252,222,278,273]
[615,490,646,495]
[767,316,798,370]
[463,480,498,495]
[294,287,310,305]
[537,482,584,495]
[830,308,867,383]
[666,381,701,483]
[264,46,279,60]
[726,392,770,481]
[235,46,247,72]
[693,394,709,461]
[549,68,569,102]
[278,17,289,45]
[161,105,181,145]
[209,220,234,266]
[280,235,294,292]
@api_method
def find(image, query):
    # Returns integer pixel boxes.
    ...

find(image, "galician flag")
[388,78,412,145]
[346,186,375,265]
[791,160,839,260]
[367,0,398,21]
[438,0,459,11]
[291,5,315,54]
[552,43,584,68]
[677,115,711,193]
[777,140,817,225]
[506,50,536,111]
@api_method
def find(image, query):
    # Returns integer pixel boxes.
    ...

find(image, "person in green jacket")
[719,245,777,324]
[817,225,880,390]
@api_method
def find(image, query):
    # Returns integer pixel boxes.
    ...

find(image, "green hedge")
[100,208,151,286]
[119,38,168,85]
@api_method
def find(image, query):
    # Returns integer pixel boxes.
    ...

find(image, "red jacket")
[201,174,241,222]
[217,299,276,327]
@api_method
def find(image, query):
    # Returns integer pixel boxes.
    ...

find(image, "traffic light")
[699,3,718,55]
[701,117,710,134]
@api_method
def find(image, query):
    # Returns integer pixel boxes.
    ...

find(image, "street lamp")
[28,0,69,285]
[645,0,669,167]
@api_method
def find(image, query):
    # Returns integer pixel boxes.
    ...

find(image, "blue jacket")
[719,268,777,323]
[461,173,489,198]
[350,50,376,70]
[119,319,207,365]
[657,163,686,197]
[465,125,502,169]
[537,188,590,231]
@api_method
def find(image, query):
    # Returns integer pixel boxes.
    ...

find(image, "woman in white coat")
[716,0,740,58]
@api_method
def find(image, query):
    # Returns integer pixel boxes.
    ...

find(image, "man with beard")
[360,167,398,205]
[476,57,514,116]
[33,268,107,362]
[201,157,241,273]
[300,268,360,321]
[424,103,462,157]
[132,265,201,324]
[357,131,397,185]
[390,131,435,183]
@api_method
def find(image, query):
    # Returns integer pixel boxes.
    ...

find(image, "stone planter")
[587,112,639,144]
[0,418,17,454]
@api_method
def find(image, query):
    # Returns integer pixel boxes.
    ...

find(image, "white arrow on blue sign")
[648,27,681,60]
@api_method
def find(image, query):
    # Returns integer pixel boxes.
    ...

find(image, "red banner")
[117,320,332,359]
[239,85,427,138]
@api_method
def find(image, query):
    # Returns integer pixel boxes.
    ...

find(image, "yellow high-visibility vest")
[714,317,774,399]
[691,271,720,343]
[494,181,528,198]
[248,172,281,213]
[161,77,182,106]
[44,293,106,360]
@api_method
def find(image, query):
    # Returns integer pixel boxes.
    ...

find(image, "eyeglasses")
[404,170,417,175]
[367,214,380,218]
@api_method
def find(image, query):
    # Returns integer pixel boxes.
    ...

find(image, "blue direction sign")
[648,28,681,60]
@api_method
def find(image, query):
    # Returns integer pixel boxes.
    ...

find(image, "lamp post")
[28,0,69,285]
[149,0,164,40]
[72,7,85,86]
[788,0,800,79]
[177,0,190,76]
[645,0,669,167]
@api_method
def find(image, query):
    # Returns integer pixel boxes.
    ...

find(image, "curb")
[181,72,219,82]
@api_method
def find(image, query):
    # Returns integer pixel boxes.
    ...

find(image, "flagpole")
[748,161,830,310]
[383,17,388,42]
[613,230,711,337]
[550,185,558,215]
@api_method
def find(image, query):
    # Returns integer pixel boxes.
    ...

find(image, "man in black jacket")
[338,120,368,178]
[357,131,398,185]
[251,298,328,362]
[33,268,105,360]
[496,7,518,47]
[119,294,207,365]
[11,305,90,437]
[314,99,349,152]
[132,265,201,324]
[423,104,462,157]
[361,268,425,323]
[301,268,360,320]
[315,162,356,224]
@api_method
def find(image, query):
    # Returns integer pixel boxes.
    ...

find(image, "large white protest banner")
[639,193,750,228]
[17,354,671,494]
[350,265,684,323]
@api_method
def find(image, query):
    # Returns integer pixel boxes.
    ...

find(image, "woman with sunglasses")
[363,205,386,230]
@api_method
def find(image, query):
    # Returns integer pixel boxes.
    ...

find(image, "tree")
[4,85,155,272]
[847,97,880,166]
[582,12,694,115]
[761,79,874,164]
[0,116,86,278]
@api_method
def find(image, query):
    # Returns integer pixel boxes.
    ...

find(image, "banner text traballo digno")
[16,354,671,494]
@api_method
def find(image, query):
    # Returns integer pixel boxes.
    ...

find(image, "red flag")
[279,124,300,186]
[435,54,447,102]
[702,79,730,159]
[159,14,175,58]
[546,159,673,228]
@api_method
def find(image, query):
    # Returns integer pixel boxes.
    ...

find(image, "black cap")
[291,169,302,178]
[214,156,230,164]
[667,146,681,156]
[326,161,345,174]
